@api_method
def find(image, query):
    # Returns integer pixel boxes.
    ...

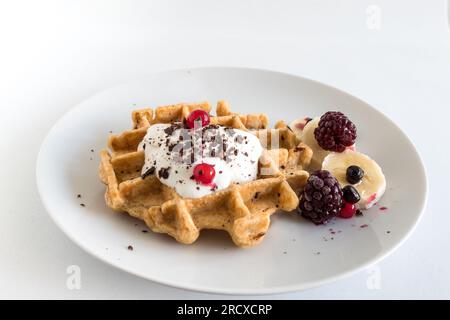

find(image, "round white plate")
[36,67,427,295]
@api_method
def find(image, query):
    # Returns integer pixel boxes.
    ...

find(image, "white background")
[0,0,449,299]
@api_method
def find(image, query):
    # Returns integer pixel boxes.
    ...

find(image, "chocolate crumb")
[142,230,148,233]
[386,230,391,234]
[355,209,363,216]
[127,245,133,251]
[77,194,81,198]
[90,149,94,152]
[80,203,85,207]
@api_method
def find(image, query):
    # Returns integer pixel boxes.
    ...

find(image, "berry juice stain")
[379,206,388,212]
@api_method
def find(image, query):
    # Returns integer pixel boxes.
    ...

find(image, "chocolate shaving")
[141,166,155,179]
[252,232,265,240]
[163,123,182,136]
[158,167,170,179]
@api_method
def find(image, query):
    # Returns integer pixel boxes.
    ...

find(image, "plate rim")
[35,66,428,295]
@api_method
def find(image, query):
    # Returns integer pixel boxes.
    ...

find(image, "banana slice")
[300,117,330,168]
[322,150,386,209]
[289,117,312,140]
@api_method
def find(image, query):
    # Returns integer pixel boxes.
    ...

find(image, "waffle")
[99,101,311,247]
[109,101,268,157]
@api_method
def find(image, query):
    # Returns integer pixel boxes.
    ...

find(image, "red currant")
[186,109,210,128]
[193,163,215,185]
[339,202,356,219]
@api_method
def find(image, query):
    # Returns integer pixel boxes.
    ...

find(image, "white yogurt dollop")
[138,123,263,198]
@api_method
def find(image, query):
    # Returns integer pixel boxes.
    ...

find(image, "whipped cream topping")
[138,122,263,198]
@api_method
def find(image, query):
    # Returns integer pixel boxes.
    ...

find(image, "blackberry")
[314,111,357,152]
[298,170,343,225]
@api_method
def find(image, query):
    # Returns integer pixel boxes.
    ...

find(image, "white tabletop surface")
[0,0,449,299]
